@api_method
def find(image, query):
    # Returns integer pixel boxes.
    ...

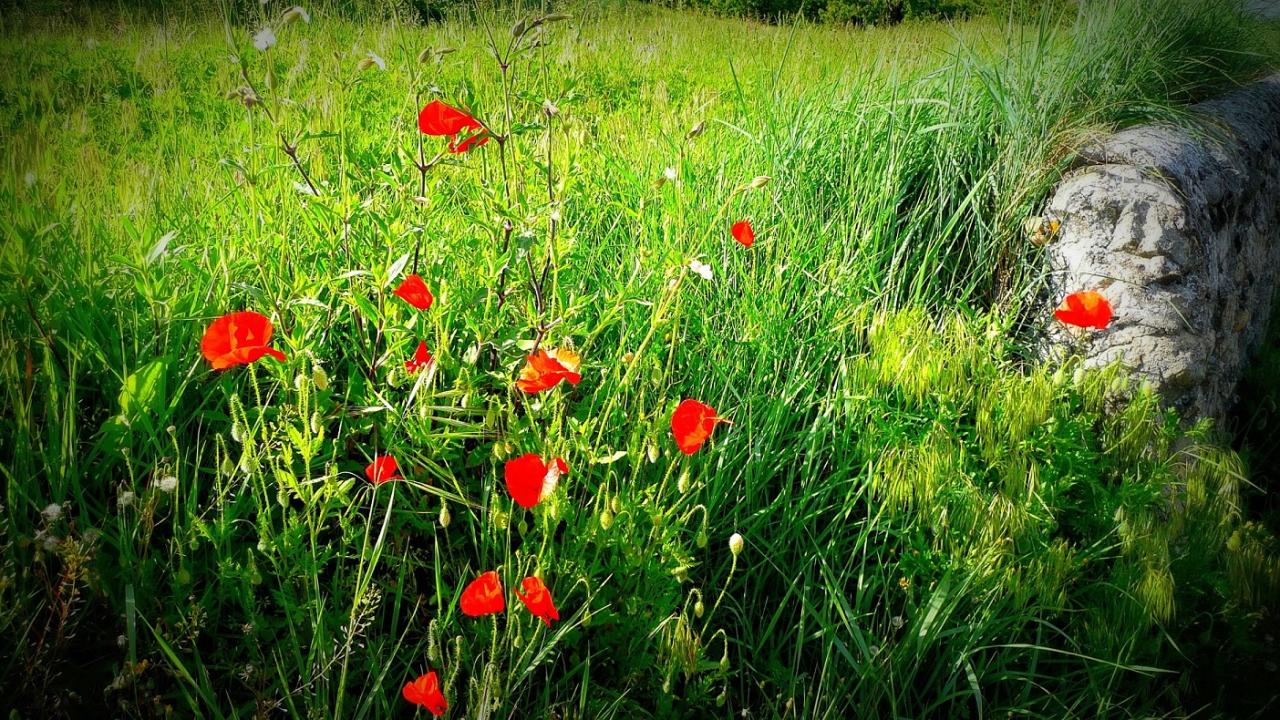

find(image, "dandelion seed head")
[252,27,277,51]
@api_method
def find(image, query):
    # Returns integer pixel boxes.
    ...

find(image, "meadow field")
[3,0,1280,717]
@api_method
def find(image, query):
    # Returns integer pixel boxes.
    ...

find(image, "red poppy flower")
[516,348,582,394]
[515,576,560,627]
[406,341,433,374]
[365,455,401,485]
[1054,290,1113,330]
[402,671,448,716]
[671,398,728,455]
[394,274,434,311]
[731,220,755,248]
[504,453,568,509]
[200,311,287,370]
[460,570,505,617]
[419,99,490,154]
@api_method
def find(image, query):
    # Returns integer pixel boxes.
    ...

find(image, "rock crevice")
[1044,74,1280,420]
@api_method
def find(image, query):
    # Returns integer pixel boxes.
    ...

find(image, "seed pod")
[748,175,771,189]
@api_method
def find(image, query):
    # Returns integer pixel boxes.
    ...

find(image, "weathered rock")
[1042,73,1280,421]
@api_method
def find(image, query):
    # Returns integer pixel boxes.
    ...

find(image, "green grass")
[2,0,1279,717]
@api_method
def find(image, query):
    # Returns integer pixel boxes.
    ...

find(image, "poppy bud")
[696,530,708,549]
[686,120,704,139]
[437,47,456,56]
[716,690,727,706]
[694,600,705,618]
[599,508,614,530]
[1051,366,1066,387]
[611,495,622,514]
[677,469,690,494]
[357,57,378,72]
[540,12,571,23]
[281,6,310,25]
[511,19,526,38]
[310,412,322,436]
[622,351,634,364]
[1072,367,1086,387]
[439,501,451,528]
[728,532,744,557]
[748,175,771,189]
[312,365,328,391]
[417,46,433,63]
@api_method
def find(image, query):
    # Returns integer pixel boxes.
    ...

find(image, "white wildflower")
[688,259,712,281]
[368,51,385,70]
[41,503,63,522]
[663,166,677,181]
[252,27,277,51]
[295,182,318,196]
[24,171,36,188]
[155,475,179,494]
[118,491,136,509]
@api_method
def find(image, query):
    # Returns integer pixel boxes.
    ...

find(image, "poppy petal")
[671,398,722,455]
[459,570,505,617]
[201,311,286,370]
[419,99,483,137]
[505,453,547,509]
[365,455,401,485]
[393,274,434,310]
[402,671,448,715]
[731,220,755,248]
[516,348,582,393]
[406,341,433,374]
[515,576,560,627]
[1054,291,1113,330]
[448,130,491,154]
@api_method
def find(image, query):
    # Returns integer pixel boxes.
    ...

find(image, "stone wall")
[1042,73,1280,421]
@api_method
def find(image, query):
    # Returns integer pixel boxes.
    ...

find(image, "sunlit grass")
[1,0,1278,717]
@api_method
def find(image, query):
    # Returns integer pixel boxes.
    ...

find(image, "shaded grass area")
[1,0,1279,717]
